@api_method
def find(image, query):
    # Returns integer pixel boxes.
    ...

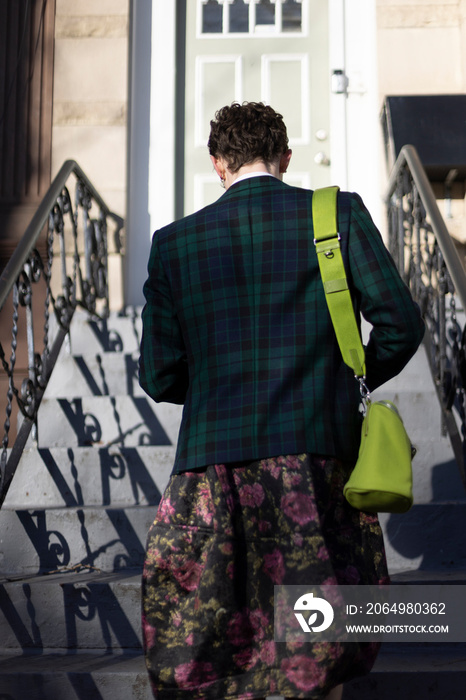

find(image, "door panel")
[185,0,330,214]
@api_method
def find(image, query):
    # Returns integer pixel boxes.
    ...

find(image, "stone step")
[344,643,466,699]
[357,376,464,504]
[49,310,143,356]
[3,446,173,509]
[2,568,463,652]
[352,336,464,572]
[44,350,145,399]
[370,341,433,393]
[1,569,465,698]
[0,651,151,699]
[390,568,466,584]
[371,385,449,446]
[0,506,156,576]
[367,347,465,571]
[379,504,466,572]
[36,386,447,463]
[36,396,182,449]
[0,645,464,700]
[5,439,461,513]
[0,571,142,651]
[4,478,464,576]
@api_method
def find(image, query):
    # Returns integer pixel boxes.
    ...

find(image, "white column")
[329,0,348,190]
[328,0,381,227]
[343,0,382,227]
[125,0,154,307]
[149,1,177,234]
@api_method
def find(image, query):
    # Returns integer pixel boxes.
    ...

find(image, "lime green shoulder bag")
[312,186,414,514]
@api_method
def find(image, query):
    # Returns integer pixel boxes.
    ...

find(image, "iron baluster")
[386,145,466,486]
[0,284,19,482]
[0,160,124,506]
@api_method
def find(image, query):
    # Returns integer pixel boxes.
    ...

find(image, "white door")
[184,0,332,215]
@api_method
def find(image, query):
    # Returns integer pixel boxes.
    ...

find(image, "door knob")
[314,152,330,166]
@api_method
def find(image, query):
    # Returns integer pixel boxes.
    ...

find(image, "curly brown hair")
[208,102,289,173]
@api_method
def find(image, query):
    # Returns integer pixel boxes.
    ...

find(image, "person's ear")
[210,155,225,179]
[280,149,292,173]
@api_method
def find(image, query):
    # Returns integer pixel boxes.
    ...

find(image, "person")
[139,101,424,700]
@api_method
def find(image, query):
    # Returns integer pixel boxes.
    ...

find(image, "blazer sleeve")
[138,232,189,404]
[346,193,425,391]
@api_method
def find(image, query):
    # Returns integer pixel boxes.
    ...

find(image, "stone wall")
[52,0,130,309]
[377,0,466,247]
[377,0,466,95]
[49,2,466,296]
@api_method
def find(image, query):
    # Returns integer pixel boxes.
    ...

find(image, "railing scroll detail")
[0,161,124,507]
[387,145,466,487]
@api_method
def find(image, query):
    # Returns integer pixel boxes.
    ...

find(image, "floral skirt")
[142,454,389,700]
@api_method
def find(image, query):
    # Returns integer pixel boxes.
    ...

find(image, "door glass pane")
[230,0,249,33]
[202,0,222,33]
[255,0,275,28]
[282,0,302,32]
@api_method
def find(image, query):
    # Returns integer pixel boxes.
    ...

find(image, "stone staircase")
[0,309,180,699]
[0,309,465,699]
[344,334,466,698]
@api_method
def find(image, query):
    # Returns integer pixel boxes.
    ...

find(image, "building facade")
[2,0,466,307]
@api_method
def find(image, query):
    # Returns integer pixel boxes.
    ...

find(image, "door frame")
[125,0,381,305]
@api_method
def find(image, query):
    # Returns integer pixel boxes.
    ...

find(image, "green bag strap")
[312,186,366,379]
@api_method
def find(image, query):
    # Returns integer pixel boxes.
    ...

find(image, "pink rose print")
[194,483,215,525]
[317,546,329,561]
[174,660,217,688]
[156,497,176,523]
[281,654,326,691]
[226,561,235,579]
[231,612,270,670]
[278,454,301,470]
[172,610,182,627]
[362,511,379,525]
[216,465,232,494]
[260,640,276,665]
[238,483,264,508]
[322,576,338,586]
[227,609,269,646]
[143,620,156,649]
[220,541,233,555]
[250,609,269,640]
[281,492,316,525]
[258,519,271,533]
[232,467,246,489]
[227,611,253,646]
[283,470,303,489]
[337,564,360,584]
[172,558,204,591]
[233,647,258,670]
[263,548,285,584]
[262,458,281,479]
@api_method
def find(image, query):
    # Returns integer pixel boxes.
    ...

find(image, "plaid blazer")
[139,176,424,473]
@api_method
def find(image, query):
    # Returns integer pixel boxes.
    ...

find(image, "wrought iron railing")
[0,160,124,506]
[387,145,466,487]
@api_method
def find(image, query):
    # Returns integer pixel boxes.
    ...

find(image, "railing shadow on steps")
[0,160,124,508]
[387,144,466,491]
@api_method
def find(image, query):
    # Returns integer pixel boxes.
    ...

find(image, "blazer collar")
[221,175,286,200]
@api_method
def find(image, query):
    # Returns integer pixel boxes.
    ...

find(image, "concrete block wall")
[376,0,466,251]
[376,1,466,97]
[52,0,130,311]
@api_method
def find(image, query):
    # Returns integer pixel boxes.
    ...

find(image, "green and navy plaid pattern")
[139,177,424,473]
